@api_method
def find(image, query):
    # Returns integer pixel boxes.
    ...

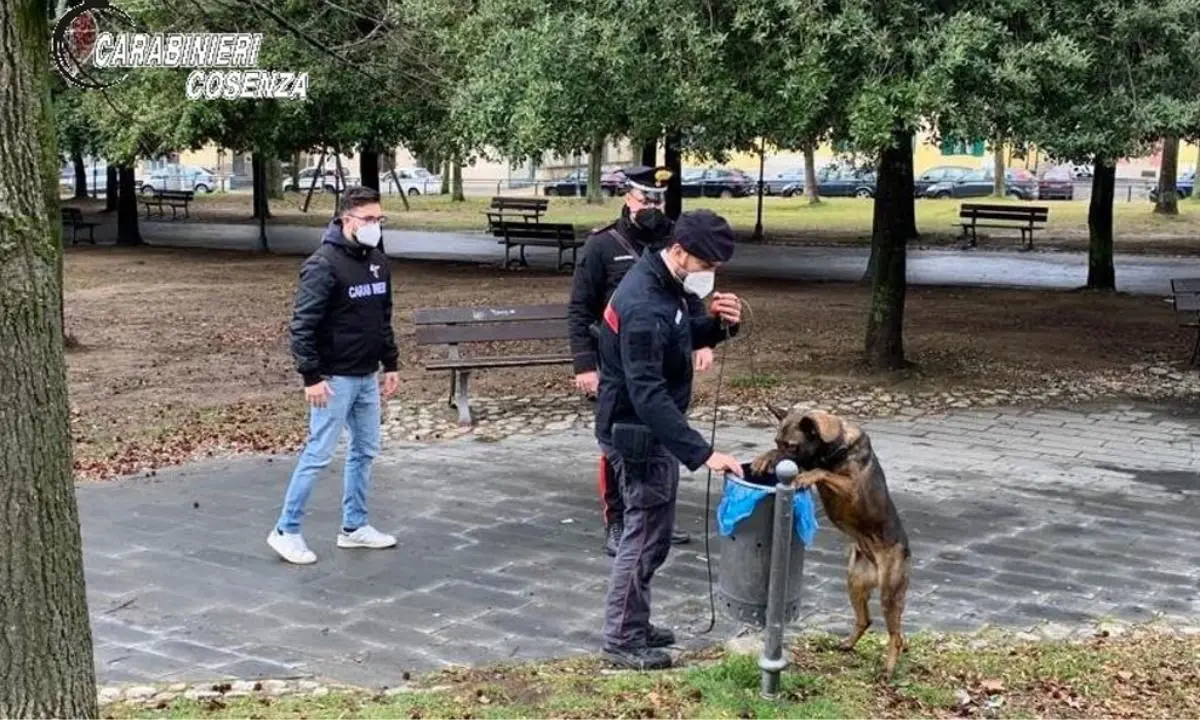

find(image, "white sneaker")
[337,525,397,549]
[267,530,317,564]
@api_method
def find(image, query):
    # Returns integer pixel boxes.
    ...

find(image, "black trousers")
[601,444,679,650]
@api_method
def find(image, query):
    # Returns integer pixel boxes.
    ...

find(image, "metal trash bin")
[716,462,807,628]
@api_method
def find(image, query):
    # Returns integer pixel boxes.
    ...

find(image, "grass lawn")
[104,630,1200,718]
[64,245,1190,480]
[163,191,1200,253]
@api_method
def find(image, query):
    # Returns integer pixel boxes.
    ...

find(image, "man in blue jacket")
[267,186,400,565]
[595,209,745,669]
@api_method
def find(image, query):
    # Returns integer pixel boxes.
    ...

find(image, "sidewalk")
[79,216,1200,296]
[81,401,1200,687]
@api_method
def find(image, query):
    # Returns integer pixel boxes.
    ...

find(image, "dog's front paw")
[750,449,781,476]
[792,469,824,489]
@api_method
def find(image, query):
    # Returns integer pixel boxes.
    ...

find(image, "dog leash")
[695,297,758,635]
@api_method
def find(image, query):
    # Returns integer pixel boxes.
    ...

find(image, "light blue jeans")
[276,374,381,534]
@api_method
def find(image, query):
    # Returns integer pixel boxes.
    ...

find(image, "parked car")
[1148,170,1196,202]
[542,167,625,196]
[140,165,216,194]
[781,164,877,198]
[679,167,755,198]
[913,165,973,197]
[1036,166,1075,200]
[381,166,442,196]
[762,168,806,195]
[923,168,1036,200]
[282,167,358,193]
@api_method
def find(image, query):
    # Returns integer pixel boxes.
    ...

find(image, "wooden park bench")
[413,303,572,425]
[484,196,549,227]
[958,203,1049,250]
[60,207,99,245]
[141,189,196,219]
[490,220,583,271]
[1170,278,1200,367]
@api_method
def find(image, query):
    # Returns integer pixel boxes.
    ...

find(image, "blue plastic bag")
[716,476,819,546]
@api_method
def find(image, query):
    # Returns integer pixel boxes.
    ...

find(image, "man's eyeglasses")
[348,213,386,225]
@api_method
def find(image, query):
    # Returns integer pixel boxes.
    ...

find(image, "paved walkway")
[81,401,1200,687]
[81,218,1200,295]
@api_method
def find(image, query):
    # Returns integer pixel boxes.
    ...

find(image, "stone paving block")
[208,658,312,680]
[142,639,247,669]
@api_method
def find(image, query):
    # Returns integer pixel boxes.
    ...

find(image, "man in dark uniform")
[594,209,745,670]
[568,166,714,556]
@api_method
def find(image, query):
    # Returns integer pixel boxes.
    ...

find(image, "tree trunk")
[803,145,820,205]
[1155,135,1179,215]
[266,157,282,200]
[290,151,300,194]
[251,152,272,220]
[664,130,682,221]
[104,164,118,211]
[360,148,380,193]
[640,140,657,167]
[116,165,142,245]
[0,0,99,714]
[441,159,451,195]
[451,154,464,202]
[992,143,1007,198]
[753,144,765,240]
[1087,160,1116,290]
[586,135,604,204]
[864,128,913,371]
[71,151,88,199]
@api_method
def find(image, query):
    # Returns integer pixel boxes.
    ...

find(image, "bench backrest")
[490,221,576,239]
[413,303,570,347]
[1170,277,1200,294]
[960,203,1049,222]
[489,197,548,212]
[159,190,195,199]
[61,207,83,221]
[1174,291,1200,314]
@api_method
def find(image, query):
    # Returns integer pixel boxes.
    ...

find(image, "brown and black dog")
[751,407,911,680]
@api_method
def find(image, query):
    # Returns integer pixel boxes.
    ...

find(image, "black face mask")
[633,207,670,238]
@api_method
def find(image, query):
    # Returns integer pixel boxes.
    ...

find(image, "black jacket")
[594,251,737,471]
[568,207,708,374]
[289,220,399,386]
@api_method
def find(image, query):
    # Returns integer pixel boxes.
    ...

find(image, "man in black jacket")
[568,166,711,556]
[596,209,744,670]
[268,186,400,565]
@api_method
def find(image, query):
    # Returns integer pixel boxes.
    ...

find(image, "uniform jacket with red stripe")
[594,250,737,471]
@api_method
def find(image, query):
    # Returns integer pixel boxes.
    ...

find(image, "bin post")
[760,460,799,699]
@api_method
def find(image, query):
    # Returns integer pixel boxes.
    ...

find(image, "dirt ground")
[64,245,1191,480]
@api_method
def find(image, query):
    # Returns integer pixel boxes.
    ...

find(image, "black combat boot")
[603,646,672,670]
[604,522,623,557]
[647,625,676,648]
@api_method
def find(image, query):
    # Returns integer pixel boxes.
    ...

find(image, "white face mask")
[355,222,382,248]
[662,248,716,298]
[683,270,715,299]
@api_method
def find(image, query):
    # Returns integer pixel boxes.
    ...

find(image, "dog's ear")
[800,411,843,444]
[767,404,790,422]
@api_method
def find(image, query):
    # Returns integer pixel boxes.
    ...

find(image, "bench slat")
[415,318,569,345]
[1170,278,1200,293]
[426,353,572,370]
[492,222,576,239]
[412,303,568,326]
[961,209,1049,221]
[490,197,548,210]
[1174,292,1200,312]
